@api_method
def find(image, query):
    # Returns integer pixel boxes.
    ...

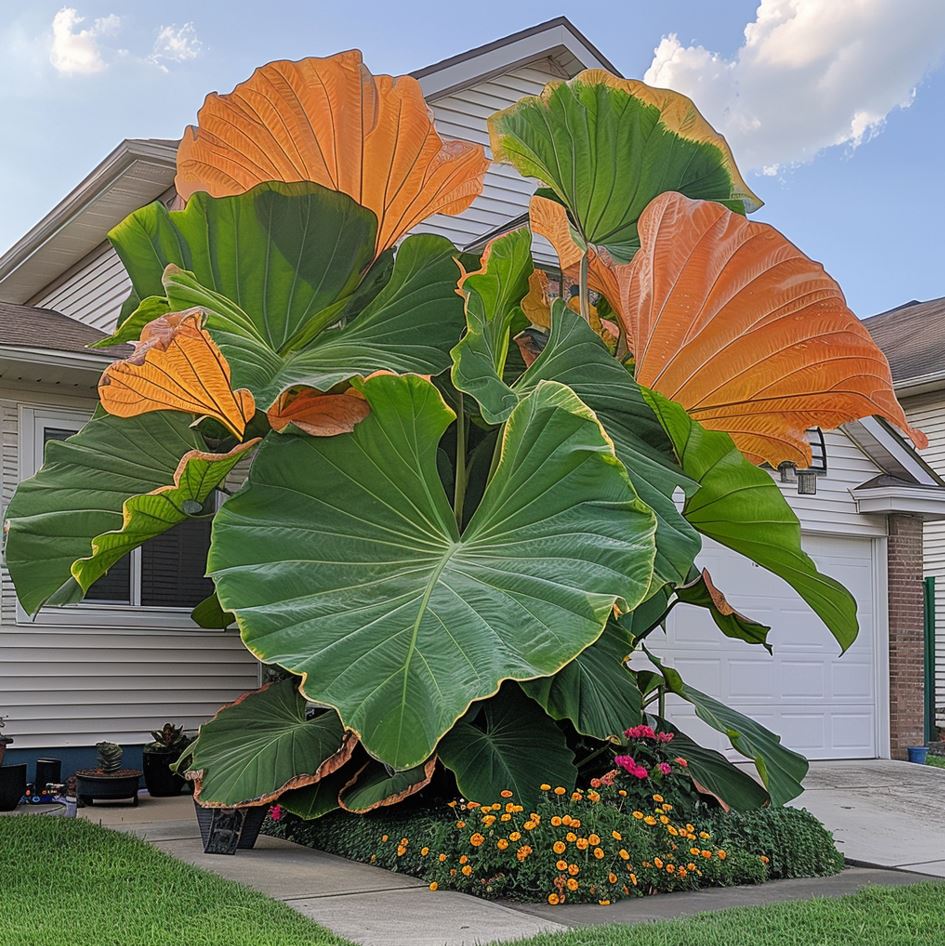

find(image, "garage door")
[649,534,878,760]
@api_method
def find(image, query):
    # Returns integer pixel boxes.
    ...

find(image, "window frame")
[16,405,219,630]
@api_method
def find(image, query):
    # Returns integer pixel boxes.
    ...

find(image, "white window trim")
[16,405,216,630]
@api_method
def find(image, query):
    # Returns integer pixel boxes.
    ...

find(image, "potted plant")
[75,742,142,806]
[0,715,26,811]
[142,723,192,797]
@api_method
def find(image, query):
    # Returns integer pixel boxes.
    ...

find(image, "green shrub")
[701,806,844,879]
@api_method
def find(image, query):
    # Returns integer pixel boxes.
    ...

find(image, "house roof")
[0,18,612,307]
[0,301,128,357]
[863,296,945,391]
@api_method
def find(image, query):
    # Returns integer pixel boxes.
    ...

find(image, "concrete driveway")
[793,759,945,876]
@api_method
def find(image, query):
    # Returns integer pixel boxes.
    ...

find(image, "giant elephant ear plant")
[4,54,922,816]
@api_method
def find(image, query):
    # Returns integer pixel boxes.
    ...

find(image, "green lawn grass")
[0,816,353,946]
[927,754,945,769]
[498,883,945,946]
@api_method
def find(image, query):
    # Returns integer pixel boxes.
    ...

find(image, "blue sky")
[1,0,943,316]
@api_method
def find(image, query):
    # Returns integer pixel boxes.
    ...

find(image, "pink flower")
[657,762,672,776]
[614,754,637,774]
[657,732,675,744]
[675,757,688,767]
[269,804,283,822]
[631,765,648,780]
[624,724,656,740]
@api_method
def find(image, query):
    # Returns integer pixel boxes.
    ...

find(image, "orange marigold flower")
[505,803,515,813]
[517,845,532,861]
[554,787,566,796]
[593,848,605,860]
[553,841,567,854]
[666,864,675,873]
[500,813,512,822]
[632,811,644,820]
[482,815,496,827]
[699,832,710,840]
[567,878,579,892]
[659,815,670,825]
[550,816,563,827]
[540,784,552,791]
[588,790,601,802]
[548,893,560,905]
[678,868,687,879]
[668,826,678,836]
[438,853,448,862]
[688,862,697,871]
[571,819,582,829]
[566,832,578,843]
[420,847,429,856]
[576,838,589,851]
[618,790,627,797]
[459,855,468,865]
[497,839,509,850]
[588,834,601,846]
[568,864,580,876]
[523,821,536,831]
[702,850,712,859]
[561,815,573,827]
[760,855,770,864]
[509,831,522,842]
[611,831,622,841]
[608,873,618,884]
[654,858,664,869]
[662,803,673,812]
[467,801,480,809]
[571,792,582,801]
[429,882,438,891]
[381,835,389,842]
[652,794,664,803]
[644,816,657,826]
[500,790,513,798]
[619,849,630,861]
[456,821,466,829]
[470,834,485,847]
[718,850,727,860]
[462,865,473,876]
[630,873,638,886]
[556,859,568,871]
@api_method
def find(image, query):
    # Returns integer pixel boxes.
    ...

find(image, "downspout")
[924,576,936,744]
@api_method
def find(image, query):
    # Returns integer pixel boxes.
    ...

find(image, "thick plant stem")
[454,393,467,528]
[579,252,590,323]
[658,685,666,721]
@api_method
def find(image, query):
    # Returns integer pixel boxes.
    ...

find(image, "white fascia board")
[893,369,945,398]
[0,346,113,373]
[854,485,945,520]
[850,416,941,486]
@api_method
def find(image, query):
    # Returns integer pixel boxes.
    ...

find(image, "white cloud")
[49,7,120,76]
[644,0,945,174]
[149,23,202,71]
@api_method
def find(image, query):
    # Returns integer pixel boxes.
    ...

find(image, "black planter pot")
[143,749,191,797]
[194,800,267,854]
[0,763,27,811]
[75,769,141,806]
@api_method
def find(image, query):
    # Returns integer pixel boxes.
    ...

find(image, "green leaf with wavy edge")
[191,592,236,629]
[439,685,576,806]
[4,411,209,615]
[488,74,759,261]
[70,439,257,596]
[521,621,642,740]
[338,758,437,813]
[643,387,858,652]
[209,373,656,769]
[645,650,807,806]
[162,233,465,407]
[106,182,377,351]
[656,721,769,811]
[185,679,354,808]
[454,300,700,589]
[450,228,532,424]
[279,767,351,821]
[676,568,771,651]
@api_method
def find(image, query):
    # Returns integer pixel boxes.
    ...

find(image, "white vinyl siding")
[0,384,259,750]
[774,429,884,537]
[902,391,945,723]
[30,242,131,334]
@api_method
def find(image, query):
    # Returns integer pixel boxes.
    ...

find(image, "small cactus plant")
[95,741,123,774]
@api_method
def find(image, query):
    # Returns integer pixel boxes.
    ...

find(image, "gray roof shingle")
[863,296,945,385]
[0,300,129,358]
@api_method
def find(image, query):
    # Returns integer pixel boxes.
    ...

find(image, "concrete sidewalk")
[793,760,945,877]
[80,789,938,946]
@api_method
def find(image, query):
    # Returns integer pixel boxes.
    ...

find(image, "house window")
[19,407,216,628]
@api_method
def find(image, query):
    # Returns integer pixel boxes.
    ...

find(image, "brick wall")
[887,514,926,758]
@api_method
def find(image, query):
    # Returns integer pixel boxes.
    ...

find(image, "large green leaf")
[450,228,532,424]
[488,72,760,261]
[4,411,210,614]
[658,723,769,811]
[279,767,351,821]
[209,374,656,769]
[675,568,771,650]
[643,388,858,651]
[185,679,354,808]
[521,621,642,740]
[163,234,464,406]
[452,301,700,587]
[107,182,377,350]
[438,685,576,805]
[338,758,437,813]
[71,440,257,596]
[647,651,807,806]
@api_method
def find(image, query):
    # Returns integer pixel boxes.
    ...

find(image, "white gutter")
[892,369,945,398]
[0,346,114,373]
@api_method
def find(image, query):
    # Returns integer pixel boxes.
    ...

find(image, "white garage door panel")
[648,534,877,760]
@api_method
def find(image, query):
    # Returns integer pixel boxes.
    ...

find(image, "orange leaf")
[521,270,553,330]
[268,388,371,437]
[99,310,255,439]
[176,51,489,256]
[616,192,925,466]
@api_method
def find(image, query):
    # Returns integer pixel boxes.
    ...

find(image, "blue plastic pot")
[907,745,929,764]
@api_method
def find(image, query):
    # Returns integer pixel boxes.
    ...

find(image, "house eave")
[893,369,945,398]
[0,346,112,391]
[853,485,945,520]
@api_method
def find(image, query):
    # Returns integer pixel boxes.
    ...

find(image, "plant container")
[74,768,142,805]
[907,745,929,764]
[194,800,266,854]
[0,735,12,768]
[143,748,191,797]
[0,763,27,811]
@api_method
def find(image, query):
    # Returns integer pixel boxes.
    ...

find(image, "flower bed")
[266,788,842,906]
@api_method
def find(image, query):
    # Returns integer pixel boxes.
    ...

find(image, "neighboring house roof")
[864,296,945,393]
[0,301,127,357]
[0,17,611,306]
